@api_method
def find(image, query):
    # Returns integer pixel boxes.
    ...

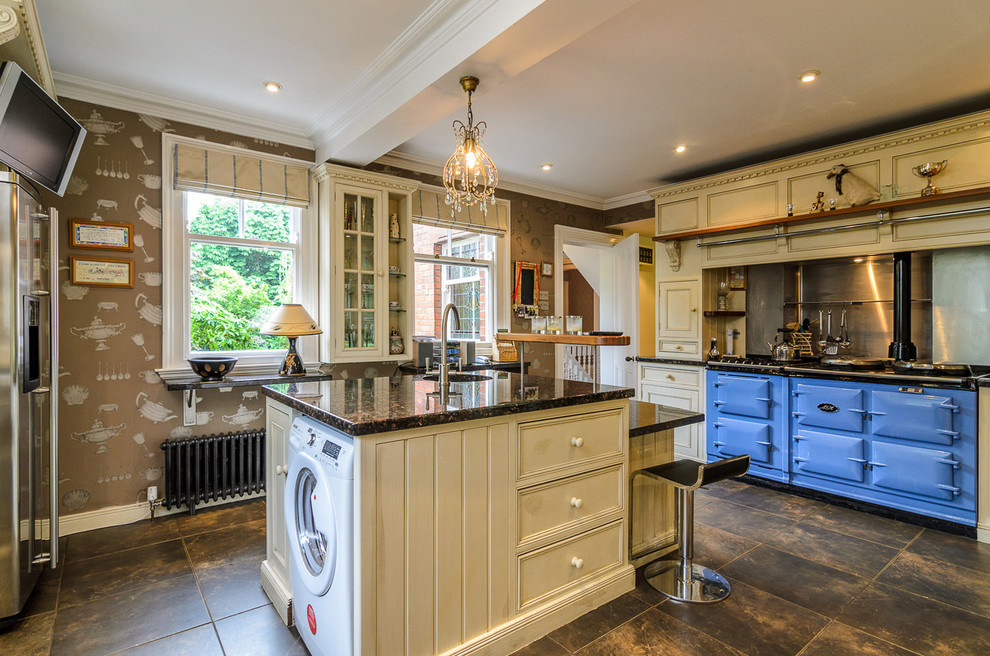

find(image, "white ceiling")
[35,0,990,208]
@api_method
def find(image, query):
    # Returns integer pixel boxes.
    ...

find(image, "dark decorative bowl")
[187,356,238,381]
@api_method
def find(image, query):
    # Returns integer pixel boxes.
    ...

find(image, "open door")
[555,227,639,388]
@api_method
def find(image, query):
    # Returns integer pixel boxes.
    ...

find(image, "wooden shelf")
[496,332,630,346]
[703,310,745,317]
[653,185,990,242]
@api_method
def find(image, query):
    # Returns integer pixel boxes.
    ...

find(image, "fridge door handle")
[48,207,59,568]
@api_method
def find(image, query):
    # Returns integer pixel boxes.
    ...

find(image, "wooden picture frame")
[729,265,747,290]
[69,219,133,251]
[70,256,134,288]
[541,261,553,277]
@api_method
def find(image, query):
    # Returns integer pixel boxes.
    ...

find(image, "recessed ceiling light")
[799,70,821,83]
[264,81,282,93]
[675,145,687,154]
[853,258,864,263]
[541,163,553,171]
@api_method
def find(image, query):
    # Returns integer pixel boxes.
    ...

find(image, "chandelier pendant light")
[443,76,498,215]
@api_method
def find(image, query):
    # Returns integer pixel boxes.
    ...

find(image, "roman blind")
[172,143,311,207]
[411,186,507,236]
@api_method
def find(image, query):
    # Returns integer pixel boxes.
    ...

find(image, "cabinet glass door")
[341,191,379,352]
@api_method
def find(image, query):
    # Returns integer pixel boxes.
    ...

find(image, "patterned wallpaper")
[47,99,315,516]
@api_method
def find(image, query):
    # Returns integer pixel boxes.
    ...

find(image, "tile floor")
[0,499,305,656]
[2,482,989,655]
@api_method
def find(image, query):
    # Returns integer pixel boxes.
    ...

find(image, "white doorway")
[554,225,639,388]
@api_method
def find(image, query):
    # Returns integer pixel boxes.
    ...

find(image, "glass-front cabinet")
[315,164,418,362]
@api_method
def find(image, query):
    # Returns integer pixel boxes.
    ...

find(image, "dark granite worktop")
[635,356,704,367]
[262,371,634,436]
[398,361,529,375]
[628,400,704,437]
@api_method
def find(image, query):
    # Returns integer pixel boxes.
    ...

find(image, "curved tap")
[439,303,462,387]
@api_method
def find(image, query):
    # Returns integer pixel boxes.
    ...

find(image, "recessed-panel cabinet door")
[871,390,959,446]
[712,374,771,419]
[640,383,703,461]
[657,279,699,340]
[792,382,865,433]
[710,416,771,464]
[870,441,958,501]
[792,429,866,482]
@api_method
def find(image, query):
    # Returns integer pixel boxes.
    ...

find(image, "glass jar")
[546,315,563,334]
[530,316,547,333]
[565,315,582,334]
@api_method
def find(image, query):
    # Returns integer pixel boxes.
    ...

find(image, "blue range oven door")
[870,390,960,446]
[792,429,867,482]
[870,441,959,501]
[712,375,772,419]
[792,382,865,433]
[711,416,772,465]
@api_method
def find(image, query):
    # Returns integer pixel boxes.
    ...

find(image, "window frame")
[161,134,318,373]
[411,199,510,356]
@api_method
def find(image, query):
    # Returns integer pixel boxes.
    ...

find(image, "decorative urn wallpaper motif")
[48,99,314,516]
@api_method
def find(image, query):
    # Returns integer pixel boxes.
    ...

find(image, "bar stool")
[636,455,750,603]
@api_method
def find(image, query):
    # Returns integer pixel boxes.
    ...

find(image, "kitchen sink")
[422,372,492,382]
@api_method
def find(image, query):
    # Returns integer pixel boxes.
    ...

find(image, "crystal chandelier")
[443,76,497,215]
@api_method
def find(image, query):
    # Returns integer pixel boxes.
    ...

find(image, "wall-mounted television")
[0,61,86,196]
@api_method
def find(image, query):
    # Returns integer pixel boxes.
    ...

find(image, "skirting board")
[979,523,989,545]
[58,492,265,537]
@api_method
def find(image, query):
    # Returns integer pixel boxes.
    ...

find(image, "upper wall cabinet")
[314,164,419,363]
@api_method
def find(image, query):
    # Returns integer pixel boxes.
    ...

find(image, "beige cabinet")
[261,398,294,624]
[639,363,705,462]
[657,278,700,356]
[314,164,418,362]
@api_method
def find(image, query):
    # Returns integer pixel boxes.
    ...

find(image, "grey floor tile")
[658,579,829,656]
[64,518,180,564]
[21,562,62,618]
[174,498,266,537]
[185,518,268,619]
[215,604,308,656]
[722,485,825,520]
[0,611,55,656]
[802,504,923,549]
[838,582,990,656]
[112,624,224,656]
[877,550,990,618]
[800,621,922,656]
[58,538,192,608]
[766,521,900,578]
[696,478,749,500]
[548,592,650,651]
[690,523,760,570]
[720,545,870,616]
[510,636,569,656]
[573,607,746,656]
[695,499,796,541]
[906,528,990,574]
[50,575,210,656]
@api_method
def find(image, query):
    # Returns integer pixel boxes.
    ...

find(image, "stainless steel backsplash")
[933,246,990,365]
[747,253,933,359]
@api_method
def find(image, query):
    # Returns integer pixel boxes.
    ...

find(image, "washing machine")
[285,416,354,656]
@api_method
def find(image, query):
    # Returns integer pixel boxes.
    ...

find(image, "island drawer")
[517,409,624,479]
[517,465,623,546]
[640,364,700,388]
[657,339,700,357]
[517,520,624,609]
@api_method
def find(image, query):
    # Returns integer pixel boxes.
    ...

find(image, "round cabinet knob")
[666,373,675,381]
[570,497,583,509]
[570,437,584,448]
[571,556,584,570]
[377,271,385,277]
[675,344,684,351]
[690,307,697,312]
[275,464,287,476]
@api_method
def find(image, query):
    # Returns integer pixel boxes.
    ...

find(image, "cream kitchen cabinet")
[639,363,705,461]
[657,278,700,356]
[261,397,294,625]
[314,164,418,363]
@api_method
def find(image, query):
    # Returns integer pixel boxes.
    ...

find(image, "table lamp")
[260,304,322,375]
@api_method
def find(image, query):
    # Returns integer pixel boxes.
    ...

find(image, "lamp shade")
[260,304,322,336]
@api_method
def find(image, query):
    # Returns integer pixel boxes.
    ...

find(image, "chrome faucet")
[439,302,461,387]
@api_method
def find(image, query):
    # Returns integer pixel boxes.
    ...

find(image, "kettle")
[767,329,801,362]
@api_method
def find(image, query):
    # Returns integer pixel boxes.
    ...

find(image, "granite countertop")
[262,371,635,436]
[158,368,334,391]
[398,361,529,375]
[635,356,704,366]
[628,400,705,437]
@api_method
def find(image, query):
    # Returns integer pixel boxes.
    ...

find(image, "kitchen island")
[261,372,639,656]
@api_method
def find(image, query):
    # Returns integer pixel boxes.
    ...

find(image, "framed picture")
[69,219,133,251]
[70,256,134,288]
[729,266,746,290]
[541,261,553,277]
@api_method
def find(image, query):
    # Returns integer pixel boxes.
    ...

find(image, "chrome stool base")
[643,559,731,604]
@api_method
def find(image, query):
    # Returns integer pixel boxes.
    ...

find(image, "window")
[412,215,508,353]
[162,134,316,371]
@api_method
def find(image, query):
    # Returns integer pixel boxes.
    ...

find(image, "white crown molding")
[53,72,315,151]
[603,189,653,211]
[376,150,609,210]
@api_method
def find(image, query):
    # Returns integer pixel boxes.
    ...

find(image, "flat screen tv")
[0,61,86,196]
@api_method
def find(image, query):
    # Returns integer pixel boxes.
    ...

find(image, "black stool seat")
[636,455,750,604]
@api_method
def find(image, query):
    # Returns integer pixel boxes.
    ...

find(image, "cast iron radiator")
[160,430,266,514]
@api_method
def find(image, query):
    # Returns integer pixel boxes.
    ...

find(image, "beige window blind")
[173,143,311,207]
[411,187,507,236]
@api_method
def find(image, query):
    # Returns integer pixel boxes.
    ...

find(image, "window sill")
[157,364,332,391]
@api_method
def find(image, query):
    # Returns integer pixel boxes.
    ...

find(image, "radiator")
[160,430,266,514]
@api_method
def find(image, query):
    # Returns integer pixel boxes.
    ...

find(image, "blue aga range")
[706,358,978,526]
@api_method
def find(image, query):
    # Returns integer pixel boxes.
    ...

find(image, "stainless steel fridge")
[0,170,58,627]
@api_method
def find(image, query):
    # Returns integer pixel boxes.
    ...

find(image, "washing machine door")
[285,452,336,597]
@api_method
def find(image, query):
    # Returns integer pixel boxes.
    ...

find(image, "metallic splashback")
[747,254,932,359]
[933,246,990,365]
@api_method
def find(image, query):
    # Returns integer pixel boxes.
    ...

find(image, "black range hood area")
[888,251,918,361]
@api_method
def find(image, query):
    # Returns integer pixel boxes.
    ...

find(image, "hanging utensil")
[840,307,851,347]
[826,307,833,343]
[95,156,101,176]
[123,162,130,180]
[102,159,109,176]
[817,308,826,348]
